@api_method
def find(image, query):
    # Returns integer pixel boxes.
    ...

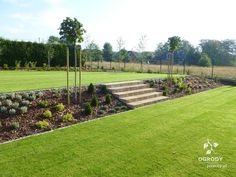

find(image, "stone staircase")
[104,80,168,108]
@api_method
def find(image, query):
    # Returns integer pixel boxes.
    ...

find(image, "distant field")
[0,71,167,92]
[92,61,236,78]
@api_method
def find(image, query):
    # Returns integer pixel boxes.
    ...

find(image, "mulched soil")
[0,88,129,143]
[147,75,221,99]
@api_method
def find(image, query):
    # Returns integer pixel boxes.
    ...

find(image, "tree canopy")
[59,17,86,46]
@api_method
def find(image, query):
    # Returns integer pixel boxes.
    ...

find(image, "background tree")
[103,42,113,69]
[119,49,128,69]
[154,42,169,72]
[198,53,212,67]
[168,36,181,79]
[47,36,61,44]
[59,17,86,104]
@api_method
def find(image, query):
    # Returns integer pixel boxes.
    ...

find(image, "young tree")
[117,37,125,68]
[168,36,181,79]
[46,44,54,69]
[59,17,86,104]
[137,35,147,72]
[47,36,61,44]
[198,53,212,67]
[103,43,113,69]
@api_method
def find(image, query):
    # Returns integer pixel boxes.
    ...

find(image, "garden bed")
[145,75,221,99]
[0,85,129,143]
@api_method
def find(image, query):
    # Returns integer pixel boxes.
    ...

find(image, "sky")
[0,0,235,51]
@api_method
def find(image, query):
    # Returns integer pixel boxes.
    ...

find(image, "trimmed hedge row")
[0,38,82,67]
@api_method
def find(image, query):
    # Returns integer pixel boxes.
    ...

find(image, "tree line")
[0,36,236,68]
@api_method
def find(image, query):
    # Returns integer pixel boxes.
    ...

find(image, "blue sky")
[0,0,236,51]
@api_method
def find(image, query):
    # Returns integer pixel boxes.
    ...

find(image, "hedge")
[0,38,83,67]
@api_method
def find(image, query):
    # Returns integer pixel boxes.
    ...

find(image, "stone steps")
[114,88,157,98]
[127,96,168,108]
[105,80,144,88]
[109,84,149,93]
[120,92,163,103]
[104,80,168,108]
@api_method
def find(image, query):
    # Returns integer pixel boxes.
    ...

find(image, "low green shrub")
[0,94,7,101]
[0,106,8,114]
[100,85,108,94]
[56,103,65,112]
[3,64,8,70]
[9,108,16,115]
[186,87,192,94]
[63,113,74,122]
[28,95,36,101]
[36,120,49,129]
[98,110,106,115]
[87,83,95,94]
[108,109,116,113]
[4,99,12,107]
[91,95,99,107]
[15,94,22,102]
[38,100,49,108]
[22,93,29,99]
[105,94,112,105]
[115,107,121,111]
[12,102,19,109]
[20,106,28,114]
[10,122,20,129]
[43,110,52,119]
[84,103,92,115]
[100,105,108,111]
[21,100,30,106]
[120,106,127,110]
[37,92,44,98]
[163,89,169,96]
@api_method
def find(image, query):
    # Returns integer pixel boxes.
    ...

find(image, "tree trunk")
[141,60,143,73]
[110,60,112,69]
[160,58,162,73]
[48,51,50,70]
[74,46,78,103]
[66,47,70,105]
[211,61,214,78]
[183,57,186,74]
[79,46,82,104]
[90,57,92,71]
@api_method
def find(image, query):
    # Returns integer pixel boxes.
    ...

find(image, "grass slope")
[0,71,167,92]
[0,86,235,177]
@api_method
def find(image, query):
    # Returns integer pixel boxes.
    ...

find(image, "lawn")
[0,86,235,177]
[0,71,167,92]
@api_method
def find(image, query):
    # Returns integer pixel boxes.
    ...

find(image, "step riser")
[114,89,156,98]
[106,81,144,88]
[128,97,168,108]
[109,85,149,93]
[121,93,163,103]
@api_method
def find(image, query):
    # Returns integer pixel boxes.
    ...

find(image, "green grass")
[0,71,167,92]
[0,86,235,177]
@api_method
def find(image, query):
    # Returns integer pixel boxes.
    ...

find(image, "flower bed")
[0,85,129,143]
[145,75,221,98]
